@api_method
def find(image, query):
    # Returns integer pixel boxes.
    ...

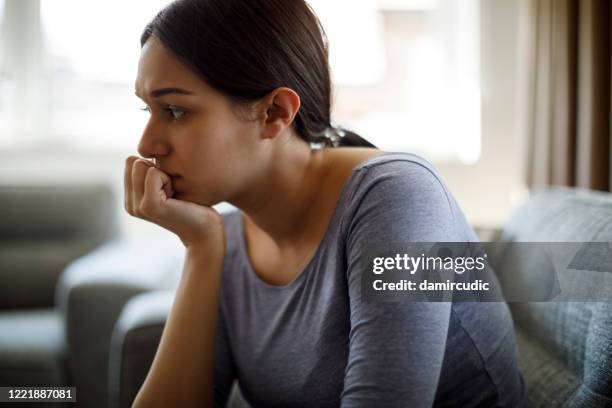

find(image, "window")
[39,0,171,153]
[309,0,481,163]
[0,0,480,164]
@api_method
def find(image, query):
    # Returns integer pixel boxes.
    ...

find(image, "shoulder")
[322,149,452,211]
[346,152,454,215]
[339,152,473,243]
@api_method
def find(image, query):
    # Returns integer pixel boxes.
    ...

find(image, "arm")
[124,156,227,407]
[109,290,239,408]
[340,160,469,407]
[132,246,223,407]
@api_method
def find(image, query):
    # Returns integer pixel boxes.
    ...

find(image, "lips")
[165,174,180,198]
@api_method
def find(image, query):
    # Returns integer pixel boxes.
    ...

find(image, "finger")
[132,159,155,213]
[141,166,172,218]
[124,156,139,214]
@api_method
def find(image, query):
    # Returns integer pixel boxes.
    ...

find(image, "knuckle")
[133,160,147,170]
[135,160,155,177]
[144,166,158,184]
[125,156,137,167]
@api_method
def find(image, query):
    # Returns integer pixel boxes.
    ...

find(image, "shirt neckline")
[237,150,398,290]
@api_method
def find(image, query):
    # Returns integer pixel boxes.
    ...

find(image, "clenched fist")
[124,156,226,254]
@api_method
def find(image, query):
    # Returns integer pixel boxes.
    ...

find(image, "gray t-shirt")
[214,152,529,407]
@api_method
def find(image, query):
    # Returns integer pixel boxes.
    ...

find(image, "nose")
[137,118,170,159]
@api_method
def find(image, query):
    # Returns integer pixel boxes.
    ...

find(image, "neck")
[226,135,328,249]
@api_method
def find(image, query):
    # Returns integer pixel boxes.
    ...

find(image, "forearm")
[132,247,224,408]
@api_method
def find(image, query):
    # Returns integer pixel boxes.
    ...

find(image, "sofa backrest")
[498,187,612,406]
[0,184,118,309]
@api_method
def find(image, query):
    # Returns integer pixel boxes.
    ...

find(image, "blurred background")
[1,0,530,239]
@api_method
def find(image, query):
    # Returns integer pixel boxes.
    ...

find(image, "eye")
[165,105,185,121]
[141,106,151,114]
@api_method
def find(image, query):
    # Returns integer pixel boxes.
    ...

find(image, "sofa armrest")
[55,238,183,408]
[108,290,173,408]
[108,290,251,408]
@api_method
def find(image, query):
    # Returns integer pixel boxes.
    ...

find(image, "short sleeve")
[340,159,469,407]
[213,309,237,408]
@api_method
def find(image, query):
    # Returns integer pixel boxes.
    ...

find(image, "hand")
[124,156,226,253]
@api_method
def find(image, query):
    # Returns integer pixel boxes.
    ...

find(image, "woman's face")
[134,36,261,206]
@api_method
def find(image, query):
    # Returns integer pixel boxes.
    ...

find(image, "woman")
[125,0,530,406]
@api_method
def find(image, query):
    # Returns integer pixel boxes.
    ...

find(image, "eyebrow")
[135,87,194,98]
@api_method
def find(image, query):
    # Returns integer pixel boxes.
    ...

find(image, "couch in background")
[55,237,184,408]
[0,184,117,406]
[495,188,612,406]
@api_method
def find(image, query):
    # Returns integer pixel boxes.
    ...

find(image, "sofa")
[24,187,612,407]
[55,238,185,408]
[0,184,117,407]
[494,188,612,406]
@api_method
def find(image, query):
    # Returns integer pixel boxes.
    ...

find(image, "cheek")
[177,109,258,186]
[180,122,239,179]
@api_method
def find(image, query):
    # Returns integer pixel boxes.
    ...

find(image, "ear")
[259,87,301,140]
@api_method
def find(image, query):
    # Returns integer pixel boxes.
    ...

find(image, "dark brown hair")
[141,0,376,148]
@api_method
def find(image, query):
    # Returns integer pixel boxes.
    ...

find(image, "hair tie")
[311,125,346,149]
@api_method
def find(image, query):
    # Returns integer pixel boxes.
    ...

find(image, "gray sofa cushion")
[501,188,612,243]
[0,185,115,240]
[0,309,67,386]
[499,187,612,407]
[0,184,117,309]
[0,240,102,310]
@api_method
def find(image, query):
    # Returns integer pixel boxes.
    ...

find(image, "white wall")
[436,0,529,228]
